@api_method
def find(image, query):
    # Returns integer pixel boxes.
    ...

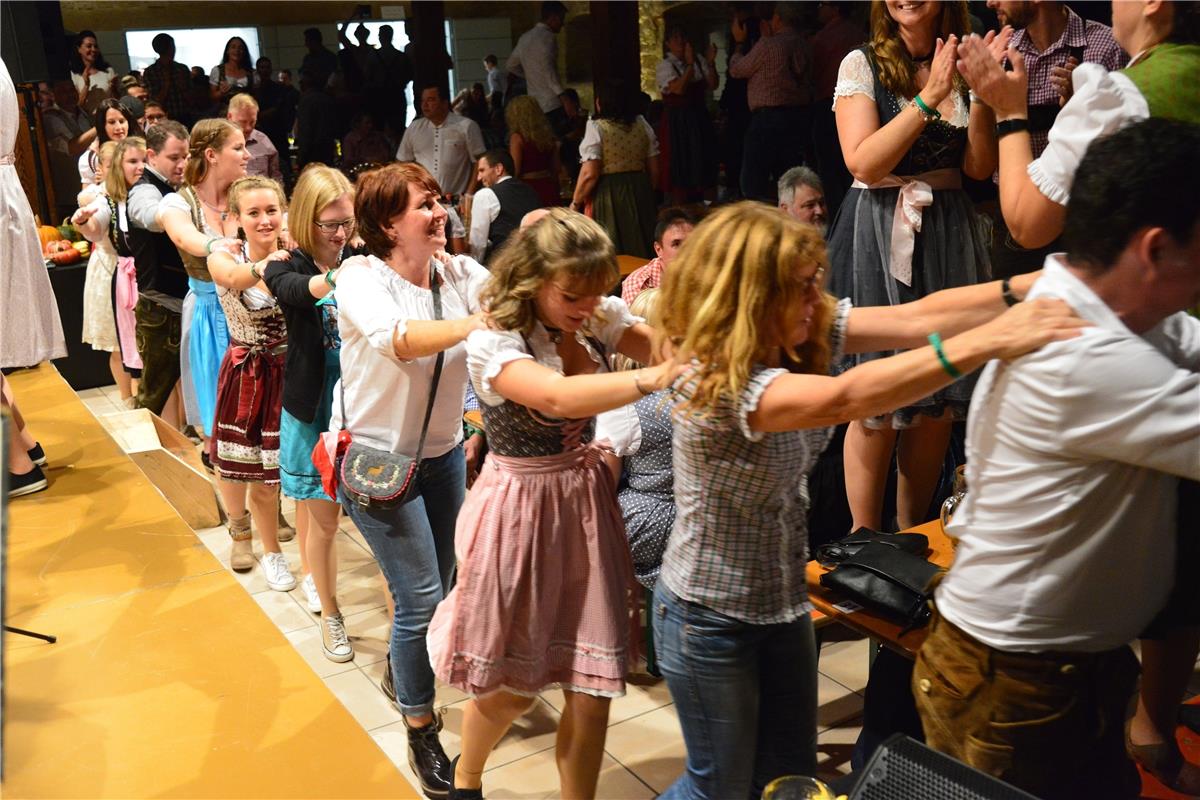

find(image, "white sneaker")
[301,573,322,614]
[262,551,296,592]
[322,613,354,662]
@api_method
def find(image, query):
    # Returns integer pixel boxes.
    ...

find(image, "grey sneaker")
[322,612,354,663]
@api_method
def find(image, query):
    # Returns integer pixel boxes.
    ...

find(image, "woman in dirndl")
[204,176,291,589]
[427,208,679,799]
[656,25,718,205]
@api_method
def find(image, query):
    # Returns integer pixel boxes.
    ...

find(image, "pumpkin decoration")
[44,239,82,265]
[38,225,62,249]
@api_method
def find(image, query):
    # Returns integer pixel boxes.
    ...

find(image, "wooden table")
[617,254,645,277]
[806,519,956,657]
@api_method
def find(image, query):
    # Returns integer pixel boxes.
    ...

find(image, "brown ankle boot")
[228,513,254,571]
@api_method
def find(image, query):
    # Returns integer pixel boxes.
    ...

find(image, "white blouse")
[467,295,642,406]
[831,49,969,127]
[77,148,99,187]
[331,253,490,458]
[1026,63,1147,206]
[72,68,116,113]
[578,116,661,162]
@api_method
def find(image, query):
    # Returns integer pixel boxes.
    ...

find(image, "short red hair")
[354,162,442,258]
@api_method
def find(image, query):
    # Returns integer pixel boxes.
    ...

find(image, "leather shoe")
[449,756,484,800]
[405,713,452,799]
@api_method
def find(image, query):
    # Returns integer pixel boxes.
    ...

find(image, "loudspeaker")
[850,735,1040,800]
[0,2,68,84]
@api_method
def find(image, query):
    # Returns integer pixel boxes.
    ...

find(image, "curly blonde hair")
[481,207,619,335]
[612,288,660,372]
[868,0,970,100]
[659,202,837,415]
[505,95,557,155]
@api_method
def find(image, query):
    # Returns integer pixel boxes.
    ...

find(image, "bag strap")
[339,261,445,459]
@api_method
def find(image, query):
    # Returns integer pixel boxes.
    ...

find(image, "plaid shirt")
[729,29,813,111]
[143,60,194,122]
[621,257,664,305]
[1010,8,1127,157]
[660,299,851,624]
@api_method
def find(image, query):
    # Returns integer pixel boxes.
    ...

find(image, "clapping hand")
[957,33,1028,120]
[921,36,959,109]
[984,26,1015,65]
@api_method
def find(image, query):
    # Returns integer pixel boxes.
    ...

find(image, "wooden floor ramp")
[98,408,221,529]
[2,363,418,799]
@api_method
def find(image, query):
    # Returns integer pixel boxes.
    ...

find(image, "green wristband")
[205,236,219,255]
[928,332,962,379]
[325,269,337,289]
[913,94,941,120]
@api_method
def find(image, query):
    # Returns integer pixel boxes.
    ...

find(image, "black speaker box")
[850,735,1041,800]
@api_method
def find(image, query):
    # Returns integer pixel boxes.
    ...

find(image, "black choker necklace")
[544,325,564,344]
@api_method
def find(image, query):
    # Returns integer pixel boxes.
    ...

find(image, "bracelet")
[204,236,219,255]
[913,94,941,121]
[996,118,1030,139]
[1000,277,1020,307]
[324,269,337,289]
[249,262,262,281]
[928,332,963,379]
[633,369,653,396]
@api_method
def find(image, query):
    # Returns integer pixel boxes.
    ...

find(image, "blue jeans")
[653,584,818,800]
[339,446,465,717]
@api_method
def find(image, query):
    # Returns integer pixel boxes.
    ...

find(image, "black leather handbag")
[814,527,930,569]
[819,542,942,634]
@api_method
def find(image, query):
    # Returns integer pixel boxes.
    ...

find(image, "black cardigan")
[263,245,360,424]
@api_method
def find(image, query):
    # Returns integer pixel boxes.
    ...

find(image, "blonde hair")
[184,118,240,187]
[227,93,259,114]
[659,202,837,415]
[228,175,286,215]
[481,207,619,335]
[868,0,970,100]
[96,139,118,181]
[612,288,660,372]
[505,95,557,155]
[289,164,353,255]
[104,136,146,203]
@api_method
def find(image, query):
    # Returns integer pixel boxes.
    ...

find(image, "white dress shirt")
[506,22,564,113]
[396,112,486,196]
[936,256,1200,653]
[331,253,490,458]
[467,176,509,262]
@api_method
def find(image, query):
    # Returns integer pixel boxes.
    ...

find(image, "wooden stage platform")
[2,364,418,798]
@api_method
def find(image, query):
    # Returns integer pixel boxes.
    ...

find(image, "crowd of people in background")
[6,1,1199,799]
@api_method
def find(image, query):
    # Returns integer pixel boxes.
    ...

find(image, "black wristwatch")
[996,118,1030,139]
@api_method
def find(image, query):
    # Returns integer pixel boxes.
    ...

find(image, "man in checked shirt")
[986,1,1126,277]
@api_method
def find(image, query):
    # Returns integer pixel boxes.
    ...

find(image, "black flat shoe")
[27,442,46,466]
[448,756,484,800]
[405,713,452,799]
[9,465,48,497]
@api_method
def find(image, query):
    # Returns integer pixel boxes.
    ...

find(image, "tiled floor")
[78,383,870,797]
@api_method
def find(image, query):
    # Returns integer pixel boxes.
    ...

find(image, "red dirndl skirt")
[209,338,285,483]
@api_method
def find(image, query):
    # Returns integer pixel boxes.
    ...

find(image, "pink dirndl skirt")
[428,446,635,698]
[114,255,142,370]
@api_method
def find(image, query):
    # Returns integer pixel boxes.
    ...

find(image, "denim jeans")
[653,584,818,800]
[339,445,465,717]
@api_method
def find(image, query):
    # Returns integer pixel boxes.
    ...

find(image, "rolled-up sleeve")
[127,183,165,232]
[1027,66,1147,206]
[334,256,410,362]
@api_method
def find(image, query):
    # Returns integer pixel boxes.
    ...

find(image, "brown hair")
[481,207,619,336]
[183,118,240,187]
[868,0,970,100]
[659,202,836,415]
[353,162,442,258]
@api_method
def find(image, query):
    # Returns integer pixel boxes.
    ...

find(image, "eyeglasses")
[314,218,356,235]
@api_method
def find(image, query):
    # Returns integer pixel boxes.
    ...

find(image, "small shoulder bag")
[338,264,445,509]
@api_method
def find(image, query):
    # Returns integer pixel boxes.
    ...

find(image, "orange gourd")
[38,225,62,249]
